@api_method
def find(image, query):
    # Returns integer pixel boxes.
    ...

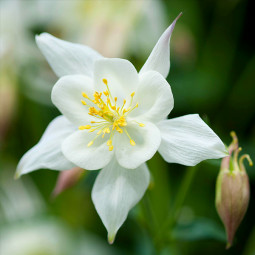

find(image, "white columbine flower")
[16,14,227,243]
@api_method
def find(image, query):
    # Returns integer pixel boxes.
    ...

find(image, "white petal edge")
[158,114,228,166]
[92,159,150,243]
[115,121,161,169]
[129,71,174,122]
[36,33,103,77]
[16,116,76,178]
[62,130,114,170]
[139,13,182,78]
[93,58,139,103]
[51,75,95,126]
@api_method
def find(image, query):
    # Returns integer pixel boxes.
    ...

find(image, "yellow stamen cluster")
[78,78,144,151]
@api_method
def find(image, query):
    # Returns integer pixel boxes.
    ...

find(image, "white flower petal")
[51,75,95,125]
[92,159,150,243]
[158,114,228,166]
[115,121,161,169]
[139,13,182,78]
[36,33,103,77]
[129,71,173,122]
[16,116,76,178]
[62,130,114,170]
[93,58,139,102]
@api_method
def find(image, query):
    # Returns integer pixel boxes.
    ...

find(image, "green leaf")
[172,218,225,242]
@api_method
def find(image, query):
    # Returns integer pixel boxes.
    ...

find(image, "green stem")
[155,166,198,246]
[170,166,198,229]
[140,193,162,254]
[141,193,159,234]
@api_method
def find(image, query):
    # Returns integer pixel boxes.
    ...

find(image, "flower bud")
[51,167,85,198]
[215,131,252,249]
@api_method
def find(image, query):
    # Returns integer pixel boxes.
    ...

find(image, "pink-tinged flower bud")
[51,167,85,198]
[215,131,253,249]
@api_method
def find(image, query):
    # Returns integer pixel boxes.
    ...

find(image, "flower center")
[78,78,144,151]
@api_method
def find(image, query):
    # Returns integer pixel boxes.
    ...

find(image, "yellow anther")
[102,78,108,85]
[79,125,91,130]
[93,92,101,100]
[98,103,104,109]
[78,79,141,151]
[123,107,131,114]
[130,139,136,146]
[116,126,123,133]
[82,92,89,98]
[121,99,126,112]
[87,141,94,147]
[81,100,87,105]
[88,107,99,115]
[104,128,110,134]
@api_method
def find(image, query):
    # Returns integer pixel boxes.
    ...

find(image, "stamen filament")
[124,128,136,146]
[80,79,142,150]
[103,78,114,102]
[128,91,135,108]
[133,120,145,127]
[126,103,138,114]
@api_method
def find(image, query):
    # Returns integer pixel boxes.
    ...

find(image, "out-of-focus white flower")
[1,0,166,106]
[0,220,72,255]
[0,170,117,255]
[72,0,167,58]
[0,170,45,222]
[16,13,227,243]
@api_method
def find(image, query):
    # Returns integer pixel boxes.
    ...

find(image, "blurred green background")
[0,0,254,254]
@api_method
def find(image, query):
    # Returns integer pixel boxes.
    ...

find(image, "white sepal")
[158,114,228,166]
[139,13,182,78]
[16,116,76,178]
[92,159,150,244]
[36,33,103,77]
